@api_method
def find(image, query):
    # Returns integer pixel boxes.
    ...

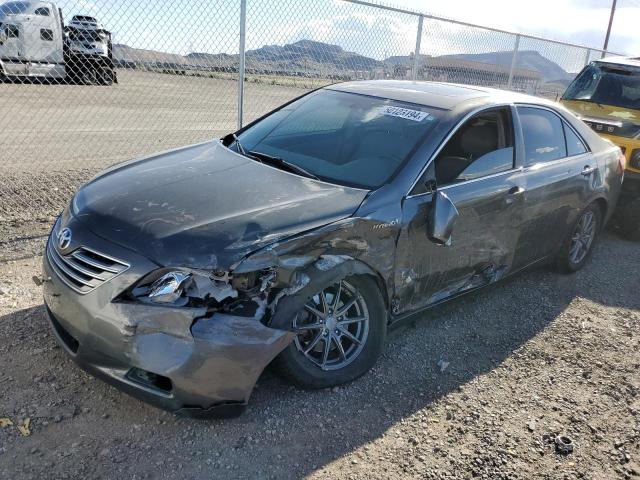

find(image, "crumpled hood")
[72,141,368,270]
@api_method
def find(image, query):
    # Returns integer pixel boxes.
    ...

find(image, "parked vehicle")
[43,81,623,417]
[67,14,103,31]
[0,0,115,84]
[561,57,640,238]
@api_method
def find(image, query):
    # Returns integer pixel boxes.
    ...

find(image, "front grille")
[46,241,129,294]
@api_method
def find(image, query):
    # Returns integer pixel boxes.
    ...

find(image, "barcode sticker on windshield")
[380,106,430,122]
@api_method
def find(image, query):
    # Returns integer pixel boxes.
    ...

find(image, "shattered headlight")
[131,269,239,307]
[146,271,191,304]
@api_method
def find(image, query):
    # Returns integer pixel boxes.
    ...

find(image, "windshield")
[0,1,30,17]
[232,89,442,189]
[562,62,640,111]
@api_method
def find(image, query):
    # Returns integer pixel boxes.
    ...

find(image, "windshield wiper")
[231,133,248,155]
[222,132,248,155]
[248,151,320,181]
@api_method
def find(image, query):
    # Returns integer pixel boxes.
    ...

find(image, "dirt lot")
[0,69,304,170]
[0,232,638,479]
[0,70,309,240]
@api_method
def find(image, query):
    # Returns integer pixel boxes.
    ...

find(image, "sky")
[58,0,638,72]
[393,0,638,54]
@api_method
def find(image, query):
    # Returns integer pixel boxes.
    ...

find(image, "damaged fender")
[231,215,400,331]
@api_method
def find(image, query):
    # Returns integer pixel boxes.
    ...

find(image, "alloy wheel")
[569,210,596,265]
[293,280,369,371]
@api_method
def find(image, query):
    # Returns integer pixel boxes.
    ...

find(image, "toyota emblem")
[58,228,72,250]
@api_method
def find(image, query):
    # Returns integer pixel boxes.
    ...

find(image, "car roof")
[326,80,555,111]
[592,56,640,69]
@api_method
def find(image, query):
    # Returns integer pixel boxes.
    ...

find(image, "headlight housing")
[131,269,239,307]
[146,271,191,304]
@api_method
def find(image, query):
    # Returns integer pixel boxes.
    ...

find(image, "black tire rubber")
[274,275,386,389]
[554,203,602,273]
[97,67,114,86]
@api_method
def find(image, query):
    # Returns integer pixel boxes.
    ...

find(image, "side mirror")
[427,191,459,246]
[0,30,7,45]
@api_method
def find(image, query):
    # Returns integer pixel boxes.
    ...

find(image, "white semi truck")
[0,1,115,85]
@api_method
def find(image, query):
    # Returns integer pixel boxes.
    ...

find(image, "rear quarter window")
[564,123,588,157]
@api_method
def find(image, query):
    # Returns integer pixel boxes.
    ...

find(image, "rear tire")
[97,66,114,86]
[274,275,386,389]
[555,203,602,273]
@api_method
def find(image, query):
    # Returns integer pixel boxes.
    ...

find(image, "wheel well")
[341,260,390,319]
[362,272,389,314]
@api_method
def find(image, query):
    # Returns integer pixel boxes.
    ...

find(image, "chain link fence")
[0,0,618,254]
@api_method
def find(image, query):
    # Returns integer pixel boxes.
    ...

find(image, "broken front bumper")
[42,220,294,418]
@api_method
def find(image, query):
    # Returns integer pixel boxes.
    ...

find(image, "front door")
[21,5,62,64]
[395,106,526,314]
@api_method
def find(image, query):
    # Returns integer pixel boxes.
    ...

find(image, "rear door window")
[518,107,568,166]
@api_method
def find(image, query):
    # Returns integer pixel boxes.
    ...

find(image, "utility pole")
[602,0,617,56]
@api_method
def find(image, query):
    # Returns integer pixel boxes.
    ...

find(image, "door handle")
[505,186,525,204]
[581,165,597,176]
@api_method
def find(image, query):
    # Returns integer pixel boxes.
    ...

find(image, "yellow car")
[561,56,640,238]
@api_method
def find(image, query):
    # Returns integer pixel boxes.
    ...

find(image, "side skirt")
[387,254,552,332]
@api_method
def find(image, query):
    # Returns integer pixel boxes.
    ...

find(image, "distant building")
[419,56,541,92]
[382,54,542,93]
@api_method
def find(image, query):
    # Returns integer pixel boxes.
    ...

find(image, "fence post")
[507,34,521,90]
[583,48,591,67]
[412,15,423,81]
[237,0,247,130]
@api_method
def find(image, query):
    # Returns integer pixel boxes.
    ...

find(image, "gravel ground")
[0,232,638,479]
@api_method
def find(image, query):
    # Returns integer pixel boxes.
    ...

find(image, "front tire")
[555,203,601,273]
[275,275,386,389]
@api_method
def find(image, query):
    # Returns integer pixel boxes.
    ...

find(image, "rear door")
[510,105,597,269]
[395,106,527,313]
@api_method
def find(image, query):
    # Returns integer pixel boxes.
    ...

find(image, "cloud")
[280,1,638,71]
[395,0,639,54]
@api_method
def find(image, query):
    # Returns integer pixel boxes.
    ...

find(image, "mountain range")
[113,39,571,83]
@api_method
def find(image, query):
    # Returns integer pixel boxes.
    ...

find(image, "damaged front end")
[124,265,309,328]
[42,228,303,418]
[44,208,395,418]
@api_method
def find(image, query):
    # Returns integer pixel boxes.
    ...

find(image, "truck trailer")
[0,0,115,85]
